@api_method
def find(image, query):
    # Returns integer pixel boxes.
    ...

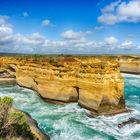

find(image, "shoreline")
[0,77,133,117]
[0,78,16,84]
[88,108,133,118]
[121,71,140,75]
[0,72,138,118]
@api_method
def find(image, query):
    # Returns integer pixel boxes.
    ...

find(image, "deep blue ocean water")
[0,74,139,140]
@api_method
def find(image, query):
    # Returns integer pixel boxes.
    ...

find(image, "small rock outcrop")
[118,117,140,128]
[0,56,126,115]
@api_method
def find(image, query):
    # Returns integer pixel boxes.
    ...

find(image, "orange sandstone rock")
[0,56,126,115]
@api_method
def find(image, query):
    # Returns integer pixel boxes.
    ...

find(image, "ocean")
[0,74,139,140]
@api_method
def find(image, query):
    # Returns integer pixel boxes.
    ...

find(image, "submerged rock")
[0,96,50,140]
[118,117,140,128]
[88,108,131,117]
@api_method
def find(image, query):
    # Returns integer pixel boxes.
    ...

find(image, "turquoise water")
[0,74,140,140]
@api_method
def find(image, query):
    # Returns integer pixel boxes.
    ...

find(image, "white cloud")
[0,16,13,34]
[98,0,140,24]
[23,12,29,17]
[118,1,140,18]
[0,15,139,54]
[42,19,51,26]
[15,33,46,46]
[0,16,13,48]
[101,0,121,13]
[119,40,134,50]
[98,13,119,25]
[61,30,91,40]
[0,16,9,24]
[0,24,13,34]
[105,36,118,45]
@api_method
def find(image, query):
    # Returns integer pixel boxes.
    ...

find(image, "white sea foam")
[122,73,140,79]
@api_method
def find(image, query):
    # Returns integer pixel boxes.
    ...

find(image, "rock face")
[118,117,140,128]
[117,56,140,74]
[0,56,125,115]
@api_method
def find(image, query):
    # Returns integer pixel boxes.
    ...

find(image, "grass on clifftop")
[0,96,37,140]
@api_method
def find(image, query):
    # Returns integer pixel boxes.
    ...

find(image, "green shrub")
[49,58,62,67]
[0,97,37,139]
[7,112,35,139]
[0,96,13,105]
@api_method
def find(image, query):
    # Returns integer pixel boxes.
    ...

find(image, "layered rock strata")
[0,56,126,115]
[117,56,140,74]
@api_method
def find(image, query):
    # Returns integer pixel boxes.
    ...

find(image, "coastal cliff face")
[0,56,125,115]
[117,56,140,74]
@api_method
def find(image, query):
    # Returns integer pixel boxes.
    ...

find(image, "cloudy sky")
[0,0,140,54]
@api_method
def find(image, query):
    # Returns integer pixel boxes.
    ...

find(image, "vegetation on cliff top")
[0,96,37,140]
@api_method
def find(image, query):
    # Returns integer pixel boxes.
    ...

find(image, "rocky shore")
[0,55,126,115]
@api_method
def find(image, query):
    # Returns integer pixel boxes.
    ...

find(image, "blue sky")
[0,0,140,54]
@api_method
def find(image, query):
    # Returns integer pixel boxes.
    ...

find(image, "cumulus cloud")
[105,36,118,45]
[42,19,51,26]
[101,0,121,13]
[0,25,13,34]
[0,16,13,34]
[15,33,46,46]
[0,16,14,49]
[119,40,135,50]
[98,0,140,24]
[0,15,139,54]
[0,16,8,24]
[0,18,97,53]
[61,30,91,40]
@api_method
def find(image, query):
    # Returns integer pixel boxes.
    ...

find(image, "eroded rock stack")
[0,56,126,115]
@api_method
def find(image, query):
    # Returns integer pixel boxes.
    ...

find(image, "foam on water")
[0,74,139,140]
[122,73,140,79]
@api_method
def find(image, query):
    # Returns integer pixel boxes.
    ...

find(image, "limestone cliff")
[0,56,125,115]
[117,56,140,74]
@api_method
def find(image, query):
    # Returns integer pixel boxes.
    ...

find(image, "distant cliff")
[117,56,140,74]
[0,56,126,115]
